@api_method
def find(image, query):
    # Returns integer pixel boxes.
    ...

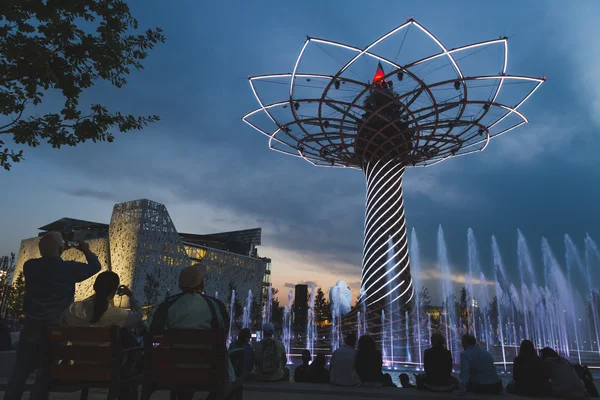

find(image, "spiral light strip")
[359,161,413,307]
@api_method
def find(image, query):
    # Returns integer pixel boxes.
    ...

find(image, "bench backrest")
[145,329,229,390]
[45,325,122,383]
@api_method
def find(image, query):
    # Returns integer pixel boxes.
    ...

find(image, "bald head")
[39,232,64,257]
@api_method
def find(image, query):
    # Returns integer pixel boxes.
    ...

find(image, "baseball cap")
[262,322,274,333]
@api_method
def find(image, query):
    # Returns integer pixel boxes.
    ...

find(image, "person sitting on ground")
[253,322,289,382]
[355,335,395,387]
[5,233,101,400]
[400,373,416,388]
[330,332,361,386]
[507,339,548,397]
[62,271,142,328]
[420,331,457,392]
[459,333,502,394]
[150,264,232,400]
[305,353,330,384]
[294,350,311,383]
[573,364,599,398]
[540,347,585,398]
[229,328,254,381]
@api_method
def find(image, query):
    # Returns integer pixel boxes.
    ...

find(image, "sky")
[2,1,600,304]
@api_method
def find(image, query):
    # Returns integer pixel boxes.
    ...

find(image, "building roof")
[179,228,261,246]
[37,218,261,257]
[39,217,109,233]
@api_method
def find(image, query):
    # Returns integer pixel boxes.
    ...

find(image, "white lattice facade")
[14,199,268,307]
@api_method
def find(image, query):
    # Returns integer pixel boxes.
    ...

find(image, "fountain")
[585,234,600,355]
[330,285,341,352]
[381,310,388,366]
[358,290,367,339]
[307,284,316,358]
[281,229,600,371]
[242,289,252,328]
[405,311,411,363]
[227,289,235,347]
[410,228,423,368]
[264,286,273,325]
[437,226,459,363]
[491,236,508,371]
[283,291,292,364]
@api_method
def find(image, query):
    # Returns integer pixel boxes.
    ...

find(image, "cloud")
[553,4,600,127]
[60,188,124,203]
[415,265,495,286]
[488,115,593,165]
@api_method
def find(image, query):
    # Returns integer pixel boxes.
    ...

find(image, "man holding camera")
[5,231,102,400]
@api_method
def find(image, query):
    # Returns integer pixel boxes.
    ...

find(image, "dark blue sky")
[2,1,600,298]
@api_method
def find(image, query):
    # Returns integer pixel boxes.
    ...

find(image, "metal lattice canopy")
[243,18,545,169]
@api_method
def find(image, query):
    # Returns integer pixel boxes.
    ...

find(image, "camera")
[61,223,76,248]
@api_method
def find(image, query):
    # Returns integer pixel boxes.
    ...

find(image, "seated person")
[294,350,311,383]
[399,373,416,388]
[229,328,254,380]
[355,335,395,387]
[150,265,233,400]
[305,354,330,384]
[253,323,289,382]
[459,334,502,394]
[62,271,142,400]
[540,347,585,398]
[421,331,457,392]
[62,271,142,329]
[507,340,547,397]
[330,333,361,386]
[573,364,599,398]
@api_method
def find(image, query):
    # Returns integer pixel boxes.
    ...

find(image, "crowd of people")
[3,231,600,399]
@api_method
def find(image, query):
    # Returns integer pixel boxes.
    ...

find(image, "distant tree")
[418,287,431,309]
[270,288,284,325]
[143,272,160,308]
[0,253,16,316]
[488,296,499,343]
[0,0,165,170]
[459,287,469,329]
[314,287,330,324]
[8,272,25,318]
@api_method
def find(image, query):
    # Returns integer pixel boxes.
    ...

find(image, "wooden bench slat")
[48,327,115,343]
[152,347,226,365]
[49,365,113,382]
[49,345,114,364]
[151,329,225,345]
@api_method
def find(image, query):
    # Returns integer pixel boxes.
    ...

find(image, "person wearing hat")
[253,322,289,382]
[149,264,234,400]
[150,264,228,332]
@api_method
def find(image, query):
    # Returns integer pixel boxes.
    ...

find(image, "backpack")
[258,338,280,375]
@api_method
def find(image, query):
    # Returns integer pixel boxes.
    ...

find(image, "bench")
[141,329,243,400]
[42,325,143,400]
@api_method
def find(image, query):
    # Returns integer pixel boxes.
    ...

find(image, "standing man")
[5,232,101,400]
